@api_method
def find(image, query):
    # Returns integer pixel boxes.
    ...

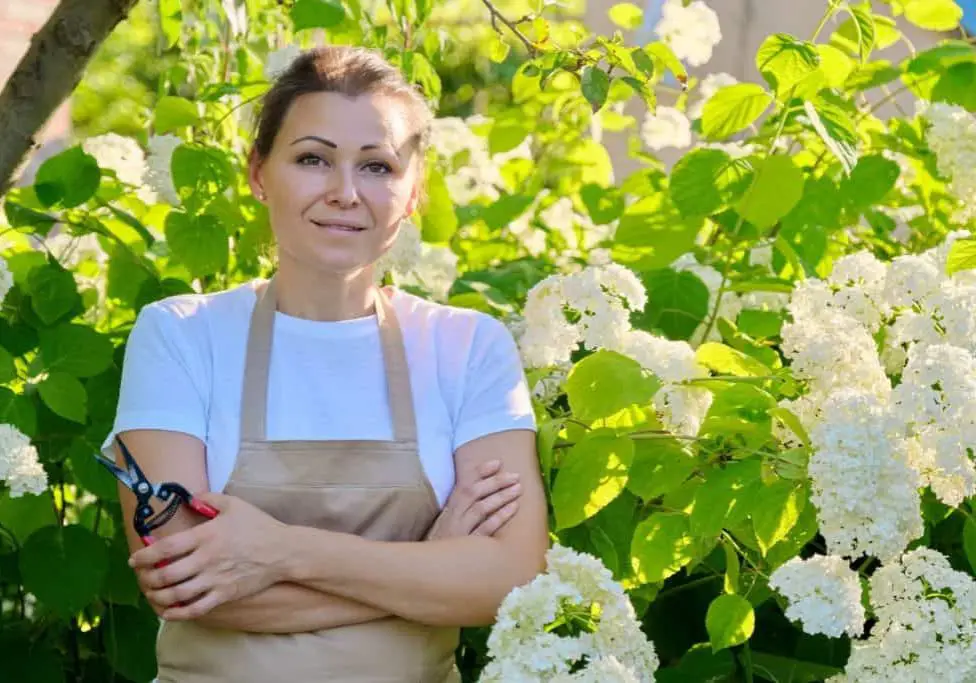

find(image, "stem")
[741,641,755,683]
[479,0,537,55]
[810,1,840,43]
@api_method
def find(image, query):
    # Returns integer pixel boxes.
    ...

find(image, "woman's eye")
[363,161,392,174]
[297,154,326,167]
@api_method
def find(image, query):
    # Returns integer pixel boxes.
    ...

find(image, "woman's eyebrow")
[290,135,385,151]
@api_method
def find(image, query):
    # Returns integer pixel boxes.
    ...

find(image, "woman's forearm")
[193,582,387,633]
[277,529,546,627]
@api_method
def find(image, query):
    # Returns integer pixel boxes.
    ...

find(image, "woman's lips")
[311,219,366,232]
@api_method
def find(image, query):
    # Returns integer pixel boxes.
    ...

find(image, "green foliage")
[2,0,975,680]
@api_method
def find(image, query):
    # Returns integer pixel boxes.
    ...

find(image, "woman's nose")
[325,169,360,208]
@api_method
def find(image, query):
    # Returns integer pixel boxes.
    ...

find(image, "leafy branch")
[479,0,538,56]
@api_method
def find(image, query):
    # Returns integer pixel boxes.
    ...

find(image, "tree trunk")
[0,0,141,195]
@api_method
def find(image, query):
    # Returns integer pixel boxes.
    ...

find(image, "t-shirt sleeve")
[452,314,536,451]
[99,302,209,457]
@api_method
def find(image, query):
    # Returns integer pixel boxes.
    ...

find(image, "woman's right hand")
[425,459,521,540]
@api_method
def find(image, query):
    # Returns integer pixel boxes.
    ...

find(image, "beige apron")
[155,277,461,682]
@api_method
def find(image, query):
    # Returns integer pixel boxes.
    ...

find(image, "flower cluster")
[0,425,47,498]
[833,548,976,683]
[919,101,976,224]
[0,255,12,304]
[429,116,531,206]
[479,544,657,682]
[517,264,646,367]
[82,133,157,204]
[687,72,737,120]
[640,106,692,151]
[145,134,183,206]
[769,554,865,638]
[653,0,722,67]
[374,221,458,300]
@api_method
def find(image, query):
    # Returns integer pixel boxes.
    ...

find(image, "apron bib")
[155,278,461,682]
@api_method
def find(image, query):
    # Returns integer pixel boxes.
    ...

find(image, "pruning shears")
[95,435,219,567]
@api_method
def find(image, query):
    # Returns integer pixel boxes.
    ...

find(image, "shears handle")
[140,499,220,569]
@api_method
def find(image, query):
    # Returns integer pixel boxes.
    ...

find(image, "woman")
[104,45,548,682]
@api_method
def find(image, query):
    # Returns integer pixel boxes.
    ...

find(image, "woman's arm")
[118,429,526,631]
[278,429,549,627]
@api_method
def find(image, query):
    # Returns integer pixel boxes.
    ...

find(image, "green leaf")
[102,603,161,681]
[39,324,114,378]
[0,388,37,437]
[755,34,821,97]
[723,541,739,594]
[736,155,805,230]
[165,212,229,277]
[963,516,976,573]
[816,44,855,88]
[946,239,976,276]
[488,117,531,155]
[581,184,625,225]
[154,96,200,134]
[170,145,234,210]
[581,66,610,111]
[608,2,643,29]
[627,438,697,500]
[291,0,346,30]
[565,350,660,423]
[0,490,56,543]
[20,525,108,616]
[696,342,771,377]
[27,263,81,325]
[68,439,119,501]
[844,4,877,63]
[421,167,458,243]
[769,406,811,446]
[904,0,963,31]
[37,371,87,424]
[842,154,900,209]
[481,194,535,231]
[637,268,710,340]
[159,0,181,47]
[706,594,755,652]
[631,512,697,583]
[611,192,704,270]
[803,101,858,175]
[701,84,772,140]
[34,146,101,209]
[645,43,687,83]
[752,481,806,554]
[670,149,753,219]
[552,434,634,530]
[489,36,510,63]
[690,459,763,537]
[748,653,843,683]
[0,347,14,384]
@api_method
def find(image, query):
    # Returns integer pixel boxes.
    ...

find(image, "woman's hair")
[252,46,433,171]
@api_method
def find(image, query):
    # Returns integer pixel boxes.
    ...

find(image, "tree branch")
[0,0,140,195]
[479,0,537,56]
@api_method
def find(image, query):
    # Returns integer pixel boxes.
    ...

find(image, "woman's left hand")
[128,492,288,620]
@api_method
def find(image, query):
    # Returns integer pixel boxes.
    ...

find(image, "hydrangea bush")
[1,0,976,680]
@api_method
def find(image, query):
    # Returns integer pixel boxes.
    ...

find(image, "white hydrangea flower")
[622,330,712,436]
[881,253,943,309]
[480,544,658,683]
[46,233,108,269]
[82,133,155,202]
[0,424,47,498]
[264,44,302,81]
[919,102,976,223]
[702,140,758,159]
[518,265,646,368]
[395,244,459,300]
[769,555,865,638]
[145,134,183,206]
[653,0,722,67]
[833,548,976,683]
[640,106,692,151]
[0,255,12,304]
[375,220,423,281]
[688,72,738,119]
[807,390,923,561]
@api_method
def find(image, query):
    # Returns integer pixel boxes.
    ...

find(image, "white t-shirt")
[101,280,536,507]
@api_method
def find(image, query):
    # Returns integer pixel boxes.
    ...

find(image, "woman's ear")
[247,150,267,202]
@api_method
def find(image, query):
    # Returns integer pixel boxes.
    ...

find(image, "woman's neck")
[271,259,378,322]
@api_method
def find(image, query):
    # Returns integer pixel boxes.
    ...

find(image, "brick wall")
[0,0,71,184]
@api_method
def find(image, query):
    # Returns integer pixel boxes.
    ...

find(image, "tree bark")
[0,0,141,195]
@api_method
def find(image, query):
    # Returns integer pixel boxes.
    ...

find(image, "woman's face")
[250,91,420,275]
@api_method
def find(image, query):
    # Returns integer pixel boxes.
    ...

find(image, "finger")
[476,459,502,478]
[129,528,201,570]
[137,552,205,591]
[466,471,520,504]
[162,589,224,621]
[147,573,211,609]
[472,500,520,537]
[462,480,522,530]
[192,491,233,513]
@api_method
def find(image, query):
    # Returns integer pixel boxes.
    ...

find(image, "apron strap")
[239,277,418,444]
